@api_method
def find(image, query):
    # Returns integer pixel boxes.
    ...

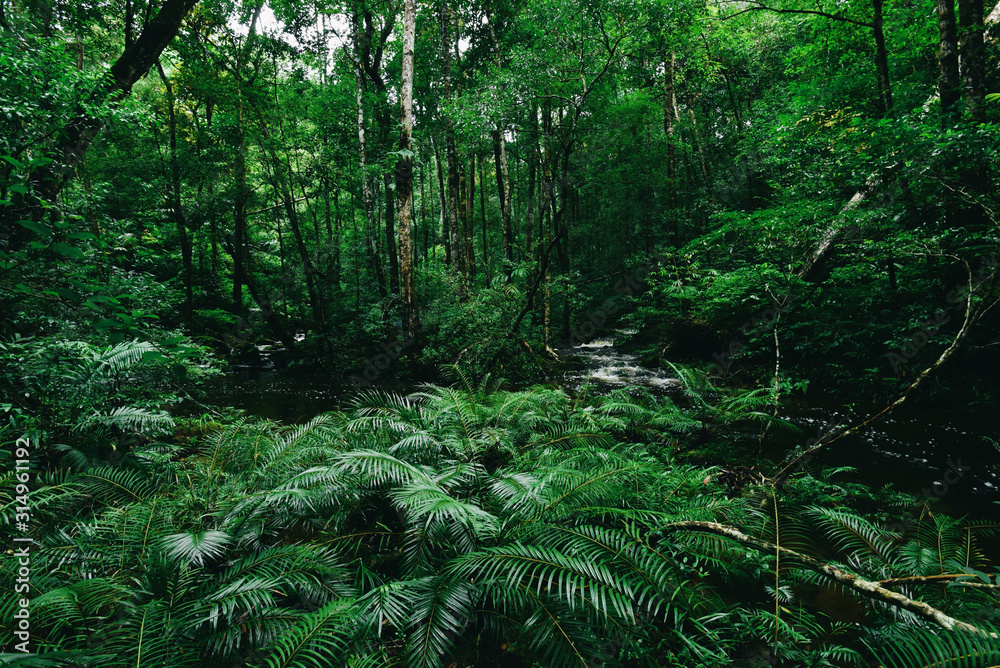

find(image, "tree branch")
[715,1,873,28]
[670,521,994,635]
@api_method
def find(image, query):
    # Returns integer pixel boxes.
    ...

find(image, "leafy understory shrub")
[1,378,996,667]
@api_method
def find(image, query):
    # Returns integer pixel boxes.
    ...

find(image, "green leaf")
[141,350,169,363]
[16,219,50,236]
[51,242,84,258]
[8,183,29,194]
[2,155,25,170]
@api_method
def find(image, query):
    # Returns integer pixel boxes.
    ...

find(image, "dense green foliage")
[2,0,999,664]
[3,379,999,666]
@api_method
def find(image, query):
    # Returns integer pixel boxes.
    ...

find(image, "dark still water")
[185,338,999,521]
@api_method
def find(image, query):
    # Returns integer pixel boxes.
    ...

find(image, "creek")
[191,336,1000,522]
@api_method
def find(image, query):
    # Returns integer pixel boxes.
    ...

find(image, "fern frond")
[263,599,365,668]
[866,623,1000,668]
[78,406,174,437]
[159,530,231,567]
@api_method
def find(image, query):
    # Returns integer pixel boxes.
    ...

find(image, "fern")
[263,599,366,668]
[866,623,1000,668]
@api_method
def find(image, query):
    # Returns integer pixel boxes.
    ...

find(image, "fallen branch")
[670,521,994,635]
[879,573,999,589]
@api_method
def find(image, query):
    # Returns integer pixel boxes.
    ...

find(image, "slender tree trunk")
[384,170,399,293]
[257,134,325,329]
[937,0,961,117]
[479,156,489,282]
[958,0,986,121]
[155,60,193,322]
[156,60,194,322]
[872,0,894,115]
[440,0,463,276]
[485,5,514,273]
[493,129,513,272]
[396,0,422,347]
[688,106,710,186]
[432,137,451,264]
[663,49,678,210]
[465,153,476,282]
[231,3,265,311]
[353,9,387,298]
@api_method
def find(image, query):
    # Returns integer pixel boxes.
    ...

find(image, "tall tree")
[958,0,986,121]
[937,0,961,116]
[397,0,421,346]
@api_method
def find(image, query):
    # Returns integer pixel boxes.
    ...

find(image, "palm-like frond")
[160,530,232,567]
[75,466,159,505]
[263,599,366,668]
[865,623,1000,668]
[404,575,475,668]
[78,406,175,436]
[806,506,898,564]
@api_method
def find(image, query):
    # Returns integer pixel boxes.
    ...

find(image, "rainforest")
[1,0,1000,665]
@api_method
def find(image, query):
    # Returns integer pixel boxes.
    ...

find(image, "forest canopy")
[1,0,999,665]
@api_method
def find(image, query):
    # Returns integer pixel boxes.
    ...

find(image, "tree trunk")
[958,0,986,121]
[230,3,265,312]
[32,0,202,207]
[479,156,489,282]
[396,0,422,348]
[384,170,399,293]
[353,9,387,299]
[485,6,514,273]
[663,50,678,209]
[937,0,961,117]
[493,129,514,272]
[465,153,476,282]
[432,136,451,265]
[154,60,193,323]
[872,0,893,115]
[440,0,463,277]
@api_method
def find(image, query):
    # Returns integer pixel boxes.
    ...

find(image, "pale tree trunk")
[397,0,421,347]
[485,5,514,273]
[353,9,387,298]
[663,49,678,210]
